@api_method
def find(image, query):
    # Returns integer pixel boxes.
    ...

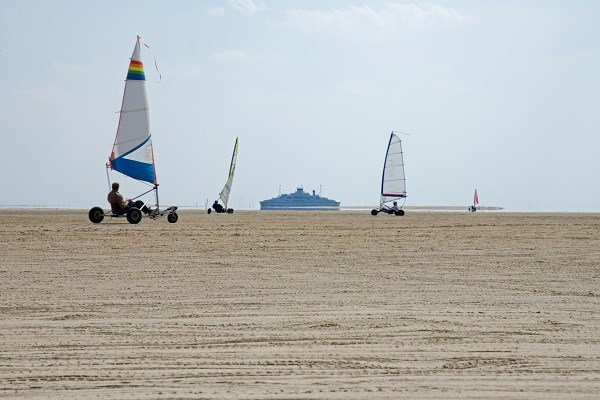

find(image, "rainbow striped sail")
[126,60,145,81]
[109,36,156,184]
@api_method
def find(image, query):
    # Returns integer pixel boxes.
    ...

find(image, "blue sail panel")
[111,157,155,183]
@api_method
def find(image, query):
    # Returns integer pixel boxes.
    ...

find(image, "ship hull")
[260,205,340,211]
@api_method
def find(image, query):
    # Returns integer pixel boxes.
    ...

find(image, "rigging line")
[140,38,162,82]
[131,186,157,200]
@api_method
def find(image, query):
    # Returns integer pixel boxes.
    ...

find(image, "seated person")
[212,200,225,213]
[107,182,151,215]
[381,201,399,214]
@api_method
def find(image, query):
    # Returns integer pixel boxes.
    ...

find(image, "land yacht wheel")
[207,208,212,214]
[167,212,178,223]
[126,207,142,224]
[89,207,104,223]
[371,209,379,216]
[227,208,234,214]
[395,209,405,216]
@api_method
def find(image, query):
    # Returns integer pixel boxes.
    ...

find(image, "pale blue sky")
[1,0,599,211]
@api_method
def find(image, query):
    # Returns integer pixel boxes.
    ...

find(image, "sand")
[0,209,599,399]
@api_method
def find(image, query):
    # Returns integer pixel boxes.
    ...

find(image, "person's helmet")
[112,182,120,190]
[393,201,397,205]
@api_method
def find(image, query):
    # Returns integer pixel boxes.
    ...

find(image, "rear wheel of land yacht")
[167,212,179,223]
[89,207,104,223]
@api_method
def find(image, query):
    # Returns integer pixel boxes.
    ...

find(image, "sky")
[1,0,599,211]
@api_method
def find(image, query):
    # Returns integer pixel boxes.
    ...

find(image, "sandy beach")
[1,209,599,399]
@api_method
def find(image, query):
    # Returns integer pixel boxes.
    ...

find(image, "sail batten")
[119,108,149,114]
[109,37,156,184]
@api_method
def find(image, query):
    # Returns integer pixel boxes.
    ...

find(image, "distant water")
[0,205,472,211]
[1,205,598,213]
[0,205,69,209]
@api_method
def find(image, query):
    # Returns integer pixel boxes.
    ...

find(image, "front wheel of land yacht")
[227,208,234,214]
[371,209,379,216]
[207,208,211,214]
[126,207,142,224]
[395,210,405,216]
[89,207,104,223]
[167,212,179,223]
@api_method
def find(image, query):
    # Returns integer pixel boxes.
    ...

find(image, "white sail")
[89,36,180,225]
[219,137,238,209]
[109,36,156,184]
[380,132,406,206]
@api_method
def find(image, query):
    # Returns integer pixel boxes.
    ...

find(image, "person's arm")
[116,193,129,209]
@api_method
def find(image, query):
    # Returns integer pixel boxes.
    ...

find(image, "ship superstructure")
[260,186,340,210]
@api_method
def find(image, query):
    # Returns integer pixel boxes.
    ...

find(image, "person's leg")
[129,200,143,208]
[129,200,151,213]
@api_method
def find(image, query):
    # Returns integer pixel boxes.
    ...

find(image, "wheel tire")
[371,209,379,216]
[227,208,234,214]
[167,212,178,223]
[126,207,142,224]
[89,207,104,223]
[207,208,212,214]
[395,209,405,216]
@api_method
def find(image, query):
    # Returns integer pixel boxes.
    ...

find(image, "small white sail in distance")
[219,137,239,210]
[380,132,407,208]
[108,36,156,184]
